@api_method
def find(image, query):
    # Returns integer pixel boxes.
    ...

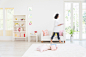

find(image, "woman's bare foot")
[59,42,63,43]
[59,40,63,43]
[51,40,53,43]
[50,41,53,43]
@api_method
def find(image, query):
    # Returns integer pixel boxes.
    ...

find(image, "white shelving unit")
[13,15,27,41]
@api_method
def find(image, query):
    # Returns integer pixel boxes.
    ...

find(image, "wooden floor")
[0,40,86,57]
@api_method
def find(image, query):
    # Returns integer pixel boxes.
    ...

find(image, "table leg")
[41,41,43,43]
[36,36,38,42]
[64,41,65,43]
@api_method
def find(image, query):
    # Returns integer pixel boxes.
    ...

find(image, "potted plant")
[68,29,74,42]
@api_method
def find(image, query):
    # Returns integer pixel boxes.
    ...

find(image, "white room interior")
[0,0,86,57]
[0,0,86,41]
[0,0,64,41]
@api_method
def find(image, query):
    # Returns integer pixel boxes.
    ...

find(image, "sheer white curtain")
[0,8,3,36]
[5,8,14,36]
[82,3,86,39]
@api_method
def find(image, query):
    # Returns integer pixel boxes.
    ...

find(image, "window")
[65,2,86,40]
[0,8,3,36]
[65,3,71,39]
[65,2,79,39]
[5,8,14,36]
[82,3,86,39]
[73,3,79,39]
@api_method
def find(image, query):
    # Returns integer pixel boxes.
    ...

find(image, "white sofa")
[41,31,66,43]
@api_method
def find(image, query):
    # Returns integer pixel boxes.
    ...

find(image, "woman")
[51,13,63,43]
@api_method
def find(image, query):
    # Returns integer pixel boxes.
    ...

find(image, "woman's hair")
[54,13,59,19]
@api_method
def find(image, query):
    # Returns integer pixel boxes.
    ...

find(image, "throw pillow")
[42,30,49,36]
[59,30,64,36]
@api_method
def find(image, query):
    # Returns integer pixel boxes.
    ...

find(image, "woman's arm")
[58,24,62,26]
[55,23,61,26]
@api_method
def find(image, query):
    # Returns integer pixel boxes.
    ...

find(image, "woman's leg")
[51,32,55,43]
[57,32,62,43]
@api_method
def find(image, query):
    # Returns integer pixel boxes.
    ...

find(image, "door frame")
[0,8,13,40]
[64,1,86,40]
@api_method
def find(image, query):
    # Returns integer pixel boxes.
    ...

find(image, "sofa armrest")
[41,32,43,40]
[63,32,66,36]
[63,32,66,41]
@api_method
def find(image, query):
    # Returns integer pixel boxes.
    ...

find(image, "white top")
[53,19,60,32]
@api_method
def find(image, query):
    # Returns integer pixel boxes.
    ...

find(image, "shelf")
[14,37,26,38]
[14,31,26,32]
[30,35,37,36]
[13,20,26,22]
[14,26,25,27]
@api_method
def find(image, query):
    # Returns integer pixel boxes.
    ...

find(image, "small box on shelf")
[14,33,26,38]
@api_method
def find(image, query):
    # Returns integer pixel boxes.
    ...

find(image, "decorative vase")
[34,31,37,33]
[70,36,73,42]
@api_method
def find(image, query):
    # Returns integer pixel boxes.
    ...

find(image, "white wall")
[27,0,64,41]
[0,0,64,41]
[0,0,86,41]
